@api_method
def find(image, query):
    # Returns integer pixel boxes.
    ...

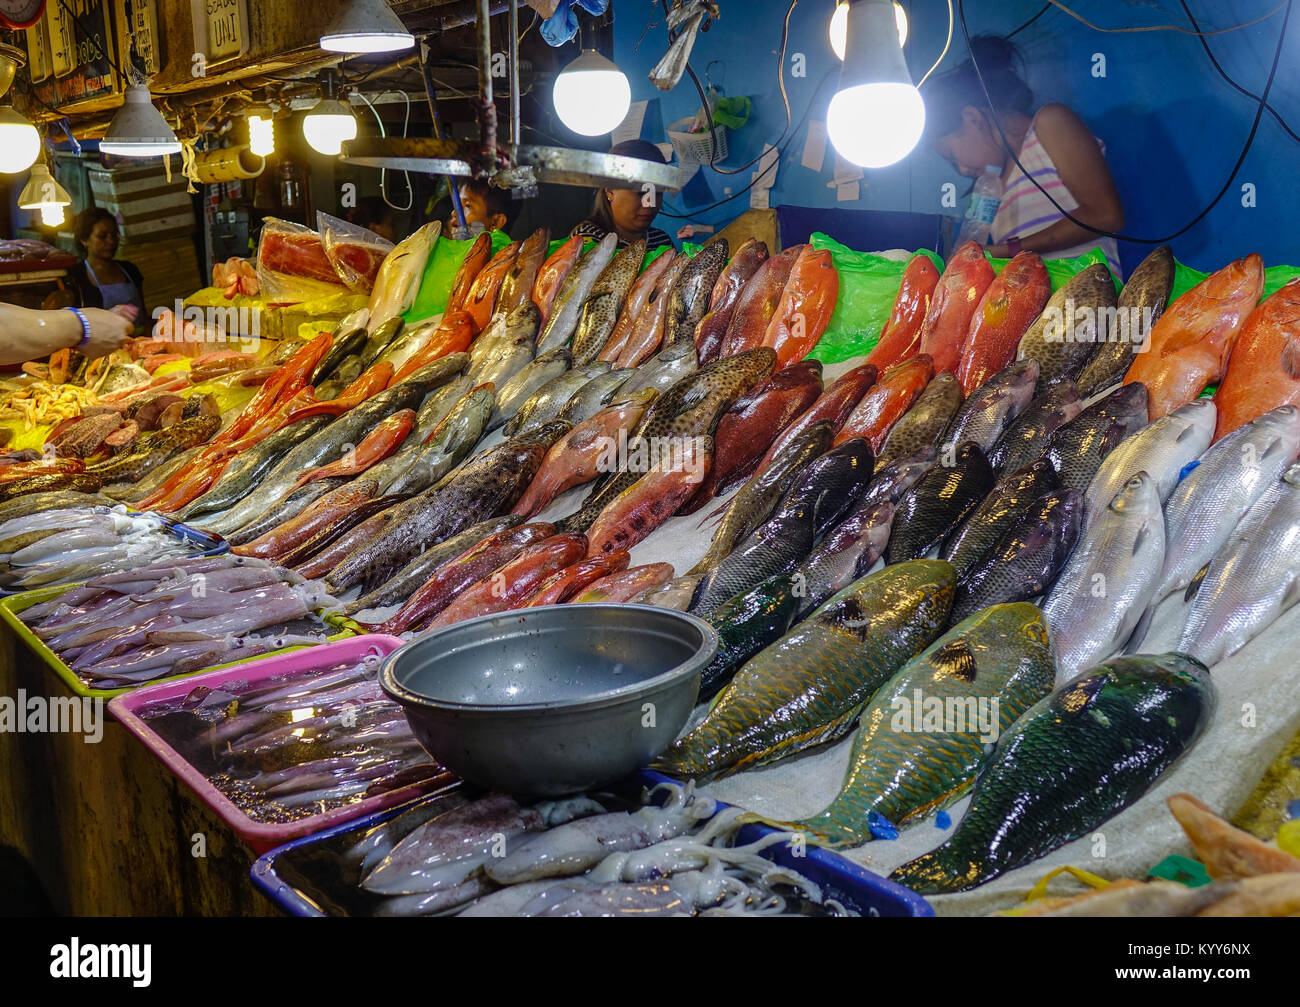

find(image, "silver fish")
[1041,471,1165,684]
[649,2,717,92]
[489,347,572,431]
[537,232,619,353]
[941,358,1040,455]
[620,341,698,395]
[385,387,494,497]
[506,362,612,437]
[556,369,635,427]
[571,241,646,365]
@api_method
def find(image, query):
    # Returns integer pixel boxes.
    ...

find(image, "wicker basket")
[667,117,728,163]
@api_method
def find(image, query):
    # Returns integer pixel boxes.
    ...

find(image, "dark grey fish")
[556,369,635,427]
[775,437,876,542]
[665,239,728,346]
[941,359,1039,455]
[876,373,963,470]
[886,443,996,564]
[691,503,817,619]
[854,445,937,514]
[987,381,1083,473]
[795,501,894,618]
[1077,246,1174,398]
[489,348,571,432]
[1045,382,1150,492]
[226,478,349,547]
[941,458,1061,578]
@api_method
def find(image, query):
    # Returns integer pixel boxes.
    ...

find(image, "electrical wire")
[956,0,1292,244]
[1179,0,1300,145]
[354,90,415,212]
[916,0,953,88]
[1043,0,1288,35]
[1008,3,1051,38]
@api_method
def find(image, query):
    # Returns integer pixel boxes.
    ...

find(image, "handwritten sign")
[191,0,248,64]
[114,0,159,74]
[24,12,52,82]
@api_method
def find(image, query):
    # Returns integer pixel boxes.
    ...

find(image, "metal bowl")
[379,604,717,797]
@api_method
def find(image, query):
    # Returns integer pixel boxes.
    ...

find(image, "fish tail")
[888,845,981,895]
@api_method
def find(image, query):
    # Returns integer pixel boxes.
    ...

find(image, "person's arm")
[988,103,1125,257]
[0,304,133,366]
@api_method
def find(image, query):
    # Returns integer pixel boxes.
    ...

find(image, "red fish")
[522,551,632,606]
[289,361,394,420]
[585,442,713,555]
[0,458,85,483]
[1213,277,1300,439]
[232,480,378,560]
[511,393,655,518]
[1126,254,1265,420]
[719,245,804,358]
[918,242,995,376]
[462,241,520,331]
[681,360,823,512]
[695,238,770,364]
[290,409,414,489]
[391,311,476,383]
[572,563,675,602]
[370,523,556,633]
[497,227,550,314]
[446,232,492,314]
[601,250,677,363]
[616,254,689,368]
[213,331,333,446]
[763,247,840,367]
[428,533,589,628]
[956,251,1051,394]
[754,363,877,472]
[834,355,934,450]
[533,235,584,327]
[868,254,941,372]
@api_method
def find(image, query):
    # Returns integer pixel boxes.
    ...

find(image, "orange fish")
[391,311,476,383]
[445,232,492,314]
[429,533,589,628]
[719,245,804,358]
[1213,277,1300,440]
[497,227,550,314]
[522,551,632,607]
[834,355,935,450]
[615,254,688,368]
[585,441,714,556]
[1125,254,1264,419]
[763,247,840,367]
[289,362,394,421]
[601,250,677,363]
[918,242,995,376]
[867,254,941,373]
[290,409,414,489]
[957,251,1051,394]
[572,563,675,603]
[233,480,379,561]
[533,234,584,326]
[462,240,520,331]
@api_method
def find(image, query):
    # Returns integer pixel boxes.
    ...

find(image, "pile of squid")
[348,780,849,917]
[19,555,339,688]
[138,652,451,823]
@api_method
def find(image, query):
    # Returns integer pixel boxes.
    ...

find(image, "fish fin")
[1184,563,1211,603]
[898,777,976,825]
[1123,605,1156,655]
[1281,339,1300,379]
[1132,524,1152,556]
[1259,436,1286,463]
[931,639,978,682]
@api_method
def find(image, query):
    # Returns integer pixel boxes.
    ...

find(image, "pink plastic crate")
[108,635,455,854]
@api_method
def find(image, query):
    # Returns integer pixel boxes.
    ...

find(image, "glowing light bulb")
[303,98,357,156]
[553,50,631,137]
[248,109,275,157]
[39,203,64,226]
[0,107,41,173]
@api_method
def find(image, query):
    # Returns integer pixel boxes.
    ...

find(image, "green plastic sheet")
[403,229,512,324]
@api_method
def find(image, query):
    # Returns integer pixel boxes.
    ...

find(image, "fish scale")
[571,241,646,365]
[1044,382,1149,492]
[1077,245,1174,398]
[986,381,1082,473]
[697,573,801,701]
[885,443,995,564]
[664,240,728,346]
[941,457,1061,577]
[890,654,1214,894]
[654,560,956,781]
[940,358,1038,454]
[1016,263,1117,391]
[797,603,1055,847]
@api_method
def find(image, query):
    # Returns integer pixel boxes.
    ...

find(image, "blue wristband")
[64,306,91,349]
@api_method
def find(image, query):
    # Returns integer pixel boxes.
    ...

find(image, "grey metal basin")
[379,604,717,797]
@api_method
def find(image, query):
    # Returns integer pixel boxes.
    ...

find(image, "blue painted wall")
[613,0,1299,274]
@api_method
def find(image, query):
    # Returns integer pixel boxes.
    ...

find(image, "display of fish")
[1044,382,1150,492]
[618,340,698,396]
[489,347,571,432]
[497,227,549,315]
[1077,245,1174,397]
[1125,254,1265,419]
[941,457,1061,578]
[555,369,636,428]
[1040,472,1165,683]
[571,240,646,365]
[755,363,877,472]
[585,437,713,556]
[886,443,995,564]
[876,372,963,470]
[602,250,677,364]
[467,304,538,390]
[697,573,801,701]
[462,240,520,332]
[695,238,769,364]
[1083,399,1216,527]
[429,534,590,628]
[719,245,803,358]
[794,500,894,618]
[615,254,688,368]
[1178,461,1300,666]
[656,560,956,779]
[1016,263,1116,390]
[446,232,492,315]
[890,654,1214,894]
[919,242,995,375]
[835,355,933,451]
[763,246,839,366]
[571,563,675,603]
[949,487,1083,622]
[986,381,1082,473]
[384,386,494,497]
[533,235,584,326]
[537,233,619,353]
[940,358,1038,455]
[367,222,440,334]
[665,239,728,348]
[867,253,941,373]
[1212,277,1300,440]
[798,603,1056,847]
[505,361,612,438]
[957,251,1051,394]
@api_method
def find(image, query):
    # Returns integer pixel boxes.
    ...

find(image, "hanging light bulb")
[303,97,357,156]
[246,103,276,157]
[20,156,72,227]
[552,49,631,137]
[829,0,907,60]
[321,0,414,53]
[100,84,182,157]
[39,203,65,226]
[827,0,925,169]
[0,105,41,173]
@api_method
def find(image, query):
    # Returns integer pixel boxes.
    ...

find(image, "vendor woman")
[68,208,146,321]
[925,36,1125,277]
[571,139,675,251]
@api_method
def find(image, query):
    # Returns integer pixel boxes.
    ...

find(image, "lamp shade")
[0,105,40,173]
[19,162,72,209]
[303,98,358,155]
[553,49,631,137]
[827,0,924,169]
[321,0,415,53]
[830,0,907,60]
[100,84,182,156]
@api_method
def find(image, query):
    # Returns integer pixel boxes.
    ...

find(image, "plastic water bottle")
[955,164,1004,247]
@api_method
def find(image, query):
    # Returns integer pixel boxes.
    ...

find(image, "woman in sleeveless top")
[923,36,1125,278]
[68,208,146,332]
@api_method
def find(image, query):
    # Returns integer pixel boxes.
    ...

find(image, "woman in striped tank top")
[924,36,1125,278]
